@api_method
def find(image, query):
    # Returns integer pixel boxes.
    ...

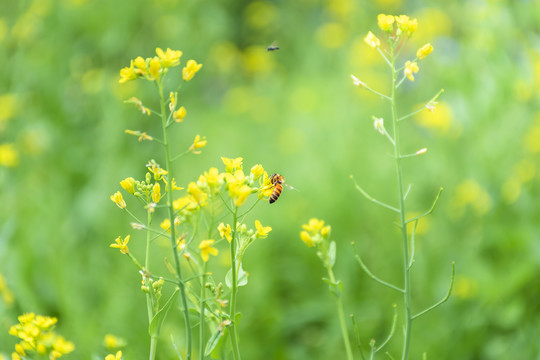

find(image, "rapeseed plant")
[349,14,455,360]
[112,48,277,360]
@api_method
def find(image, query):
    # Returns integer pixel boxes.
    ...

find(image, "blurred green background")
[1,0,540,358]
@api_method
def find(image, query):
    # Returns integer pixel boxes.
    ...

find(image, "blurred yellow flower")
[396,15,417,36]
[0,273,14,305]
[404,61,419,81]
[416,43,433,59]
[0,94,19,122]
[105,351,123,360]
[187,182,208,205]
[160,218,171,232]
[453,276,478,300]
[233,184,252,207]
[110,235,130,254]
[250,164,264,180]
[189,135,207,154]
[302,218,325,233]
[218,223,232,243]
[524,116,540,153]
[452,179,492,217]
[221,156,243,173]
[0,144,19,167]
[103,334,127,350]
[149,57,161,79]
[156,48,182,67]
[151,183,161,203]
[244,1,277,29]
[300,230,315,247]
[364,31,380,48]
[173,106,187,122]
[110,191,126,209]
[120,177,136,194]
[183,60,202,81]
[254,220,272,239]
[414,102,454,135]
[119,61,137,83]
[199,240,218,262]
[316,22,347,49]
[377,14,395,32]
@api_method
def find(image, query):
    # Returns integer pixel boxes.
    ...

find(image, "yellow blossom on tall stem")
[183,60,202,81]
[120,177,136,194]
[173,106,187,122]
[218,223,233,242]
[110,191,126,209]
[377,14,395,32]
[404,61,419,81]
[105,351,123,360]
[221,156,243,173]
[151,183,161,203]
[254,220,272,239]
[417,43,434,60]
[149,57,161,79]
[156,47,182,67]
[189,135,207,154]
[199,240,218,262]
[119,61,137,83]
[364,31,380,48]
[110,235,130,254]
[250,164,264,180]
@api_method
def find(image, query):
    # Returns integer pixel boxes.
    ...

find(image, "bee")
[266,41,280,52]
[269,173,285,204]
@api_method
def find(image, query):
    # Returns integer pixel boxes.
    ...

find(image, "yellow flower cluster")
[9,313,74,360]
[377,14,417,36]
[300,218,331,248]
[119,48,202,84]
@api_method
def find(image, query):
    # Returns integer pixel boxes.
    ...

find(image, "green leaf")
[225,263,248,288]
[148,288,179,337]
[205,327,228,356]
[322,277,343,298]
[328,241,336,268]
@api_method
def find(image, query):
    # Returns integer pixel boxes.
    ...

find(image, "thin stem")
[389,44,413,360]
[352,244,404,293]
[229,207,241,360]
[149,336,158,360]
[158,79,192,360]
[375,305,398,353]
[350,315,366,360]
[145,207,157,360]
[199,261,207,360]
[350,176,400,213]
[405,188,443,224]
[412,262,455,320]
[326,265,354,360]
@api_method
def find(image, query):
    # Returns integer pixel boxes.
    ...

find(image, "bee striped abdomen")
[269,173,285,204]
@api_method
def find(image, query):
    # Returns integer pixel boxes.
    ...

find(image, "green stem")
[199,261,207,360]
[390,44,413,360]
[158,79,192,360]
[229,206,242,360]
[326,265,354,360]
[145,208,157,360]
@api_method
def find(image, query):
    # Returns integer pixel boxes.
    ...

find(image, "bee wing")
[284,183,299,191]
[270,40,278,47]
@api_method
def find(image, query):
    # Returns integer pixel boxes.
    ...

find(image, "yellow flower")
[133,56,148,74]
[146,162,168,180]
[183,59,203,81]
[199,240,218,262]
[396,15,418,36]
[105,351,123,360]
[103,334,127,350]
[205,167,221,188]
[149,57,161,79]
[187,182,208,205]
[0,143,19,167]
[160,218,171,232]
[250,164,264,180]
[120,177,136,194]
[377,14,395,32]
[173,106,187,122]
[364,31,380,48]
[0,273,14,305]
[110,236,130,254]
[110,191,126,209]
[156,48,182,67]
[52,336,75,355]
[151,183,161,203]
[302,218,325,233]
[233,184,252,207]
[258,172,274,199]
[218,223,232,243]
[416,43,433,60]
[119,60,137,83]
[189,135,207,154]
[404,61,419,81]
[221,156,243,173]
[300,230,315,247]
[320,225,331,239]
[254,220,272,239]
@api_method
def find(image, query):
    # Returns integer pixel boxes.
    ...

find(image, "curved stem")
[229,206,242,360]
[158,80,192,360]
